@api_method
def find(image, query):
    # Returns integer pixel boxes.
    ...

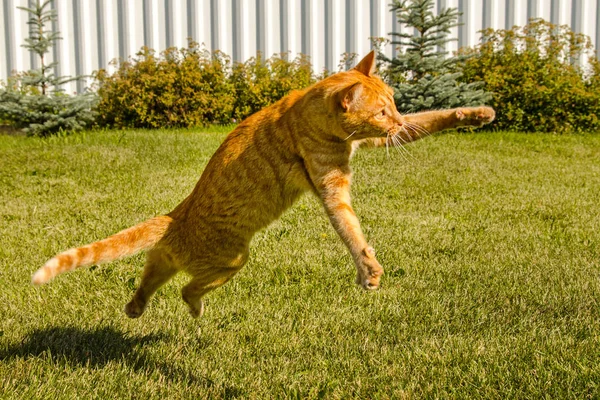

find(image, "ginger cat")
[32,51,495,318]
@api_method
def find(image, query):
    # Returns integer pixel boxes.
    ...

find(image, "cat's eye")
[375,109,386,120]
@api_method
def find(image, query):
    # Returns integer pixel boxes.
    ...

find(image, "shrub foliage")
[94,18,600,133]
[460,19,600,133]
[95,45,235,128]
[378,0,491,113]
[0,0,97,137]
[230,53,314,121]
[94,44,317,128]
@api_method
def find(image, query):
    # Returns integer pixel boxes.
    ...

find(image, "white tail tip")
[32,268,49,285]
[32,261,56,285]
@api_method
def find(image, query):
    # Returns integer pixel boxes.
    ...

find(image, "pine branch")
[378,0,491,112]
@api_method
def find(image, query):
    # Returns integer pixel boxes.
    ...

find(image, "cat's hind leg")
[124,248,179,318]
[181,267,241,318]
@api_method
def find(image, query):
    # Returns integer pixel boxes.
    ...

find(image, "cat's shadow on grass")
[0,325,241,395]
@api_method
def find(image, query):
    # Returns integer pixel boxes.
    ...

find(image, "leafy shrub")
[95,44,235,128]
[94,46,318,128]
[230,53,315,121]
[460,19,600,133]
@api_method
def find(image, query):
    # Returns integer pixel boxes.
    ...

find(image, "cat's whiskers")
[400,138,417,161]
[398,128,418,161]
[412,122,431,137]
[404,122,430,139]
[390,135,410,163]
[385,132,390,158]
[344,130,357,141]
[389,131,415,163]
[404,122,423,140]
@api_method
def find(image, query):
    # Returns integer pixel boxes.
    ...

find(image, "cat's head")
[321,51,405,142]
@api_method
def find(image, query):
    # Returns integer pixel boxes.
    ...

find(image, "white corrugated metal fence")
[1,0,599,93]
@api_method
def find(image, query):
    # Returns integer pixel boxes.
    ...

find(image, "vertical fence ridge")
[280,0,288,55]
[551,0,560,24]
[50,0,61,84]
[210,0,219,51]
[572,0,583,32]
[597,0,600,57]
[232,0,241,62]
[483,0,492,29]
[527,0,537,21]
[186,0,195,46]
[97,0,106,68]
[256,0,266,56]
[72,0,83,92]
[165,0,173,48]
[27,0,38,70]
[506,0,515,28]
[4,0,15,75]
[301,0,310,56]
[458,0,468,48]
[325,0,333,70]
[345,0,356,62]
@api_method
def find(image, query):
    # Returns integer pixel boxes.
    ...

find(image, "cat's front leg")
[357,106,496,148]
[311,166,383,289]
[403,106,496,136]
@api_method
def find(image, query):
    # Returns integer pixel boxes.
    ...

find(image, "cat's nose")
[394,111,404,126]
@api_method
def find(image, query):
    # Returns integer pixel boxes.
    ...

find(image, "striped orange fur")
[33,52,495,318]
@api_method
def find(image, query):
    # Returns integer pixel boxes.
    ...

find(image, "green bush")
[0,0,97,137]
[0,80,96,136]
[379,0,491,113]
[460,19,600,133]
[94,44,235,128]
[230,53,315,121]
[94,46,318,128]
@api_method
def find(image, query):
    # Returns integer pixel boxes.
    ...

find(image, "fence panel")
[1,0,598,93]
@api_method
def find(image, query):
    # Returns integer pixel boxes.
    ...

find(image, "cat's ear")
[354,50,376,77]
[339,82,363,112]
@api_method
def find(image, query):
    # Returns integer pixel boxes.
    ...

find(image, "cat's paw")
[456,106,496,127]
[183,297,205,318]
[124,298,146,318]
[355,247,384,290]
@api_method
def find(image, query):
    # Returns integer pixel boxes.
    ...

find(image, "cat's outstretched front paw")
[355,247,384,290]
[456,106,496,127]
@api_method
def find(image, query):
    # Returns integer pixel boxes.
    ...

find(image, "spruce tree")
[379,0,490,113]
[0,0,96,136]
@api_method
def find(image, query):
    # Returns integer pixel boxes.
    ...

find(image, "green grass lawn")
[1,128,600,398]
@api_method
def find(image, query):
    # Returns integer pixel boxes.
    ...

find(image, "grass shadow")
[0,125,24,136]
[0,325,242,395]
[0,326,165,368]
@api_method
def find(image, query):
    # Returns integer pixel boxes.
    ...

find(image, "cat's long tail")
[32,215,173,285]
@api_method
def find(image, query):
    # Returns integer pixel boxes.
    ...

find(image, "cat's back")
[204,90,304,173]
[170,89,311,238]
